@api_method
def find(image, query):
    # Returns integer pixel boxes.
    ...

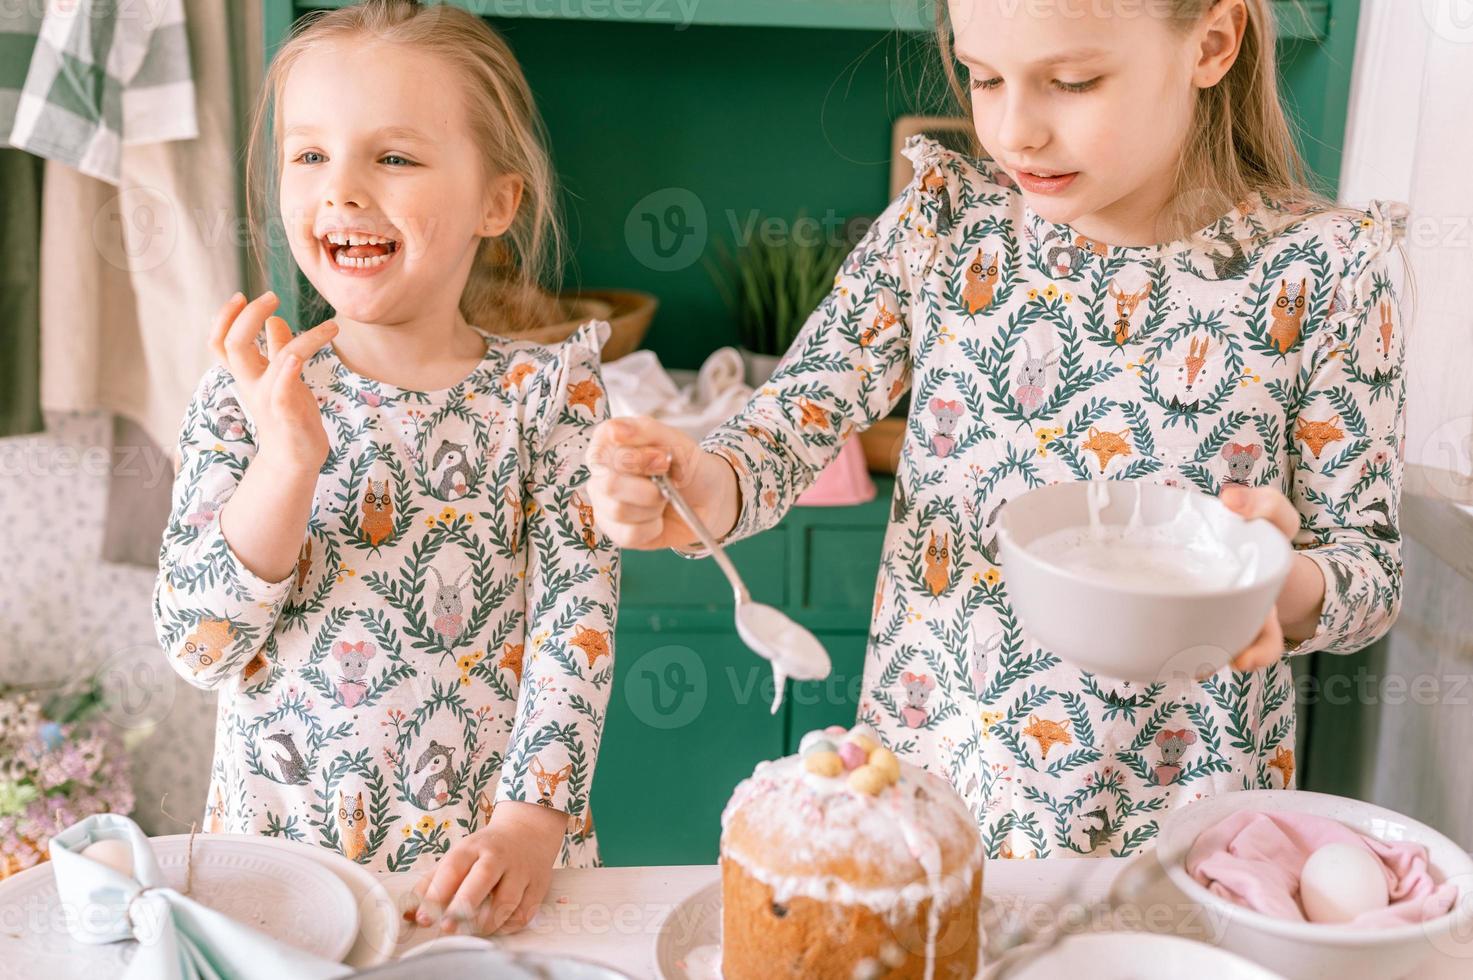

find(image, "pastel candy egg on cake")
[838,741,869,771]
[801,735,844,777]
[848,765,889,795]
[798,729,835,754]
[869,746,901,783]
[796,726,903,795]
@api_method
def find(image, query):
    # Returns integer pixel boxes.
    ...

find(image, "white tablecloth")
[379,859,1473,979]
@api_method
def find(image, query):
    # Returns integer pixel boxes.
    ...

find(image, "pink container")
[796,436,876,507]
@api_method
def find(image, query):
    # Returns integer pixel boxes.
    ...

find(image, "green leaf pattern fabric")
[700,137,1408,860]
[152,321,619,873]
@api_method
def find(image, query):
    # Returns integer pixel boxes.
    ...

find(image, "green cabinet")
[592,629,789,866]
[593,479,892,865]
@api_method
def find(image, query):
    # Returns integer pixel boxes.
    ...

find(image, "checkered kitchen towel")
[1,0,197,185]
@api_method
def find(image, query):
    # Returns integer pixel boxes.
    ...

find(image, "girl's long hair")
[246,0,564,332]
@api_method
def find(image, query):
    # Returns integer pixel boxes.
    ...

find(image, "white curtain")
[1337,0,1473,847]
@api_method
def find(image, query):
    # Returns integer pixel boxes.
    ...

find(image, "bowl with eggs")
[995,479,1293,683]
[1153,789,1473,980]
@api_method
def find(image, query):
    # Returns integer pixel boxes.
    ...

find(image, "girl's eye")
[1054,78,1101,94]
[381,155,415,167]
[970,76,1002,92]
[295,150,326,165]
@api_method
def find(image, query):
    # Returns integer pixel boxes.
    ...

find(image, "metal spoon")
[648,469,832,705]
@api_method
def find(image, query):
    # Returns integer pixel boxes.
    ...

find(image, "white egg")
[81,838,134,878]
[798,729,830,754]
[1299,841,1389,924]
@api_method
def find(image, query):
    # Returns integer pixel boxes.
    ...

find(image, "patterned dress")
[699,136,1408,860]
[153,321,619,873]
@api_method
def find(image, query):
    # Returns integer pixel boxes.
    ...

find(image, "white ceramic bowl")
[1154,789,1473,980]
[996,480,1292,682]
[989,931,1285,979]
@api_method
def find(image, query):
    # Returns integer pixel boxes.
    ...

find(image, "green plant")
[708,215,850,356]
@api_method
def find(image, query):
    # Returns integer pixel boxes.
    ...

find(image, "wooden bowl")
[858,417,906,474]
[513,289,658,362]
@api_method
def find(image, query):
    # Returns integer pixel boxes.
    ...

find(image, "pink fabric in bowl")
[1185,809,1459,928]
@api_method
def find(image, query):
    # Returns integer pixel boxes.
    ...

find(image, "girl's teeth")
[326,232,395,246]
[334,249,394,269]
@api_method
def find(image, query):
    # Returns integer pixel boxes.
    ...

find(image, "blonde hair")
[934,0,1330,241]
[246,0,563,332]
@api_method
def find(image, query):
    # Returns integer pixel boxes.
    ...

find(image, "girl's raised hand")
[209,291,339,472]
[585,416,740,551]
[1217,484,1311,672]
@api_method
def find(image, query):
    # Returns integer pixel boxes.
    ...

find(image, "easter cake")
[718,724,984,979]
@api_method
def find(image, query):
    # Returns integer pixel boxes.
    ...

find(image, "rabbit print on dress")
[429,566,471,644]
[1014,339,1060,420]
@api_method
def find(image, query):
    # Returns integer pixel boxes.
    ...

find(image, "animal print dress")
[699,136,1408,859]
[153,321,619,873]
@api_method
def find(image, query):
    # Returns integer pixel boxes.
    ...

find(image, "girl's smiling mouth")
[321,230,402,274]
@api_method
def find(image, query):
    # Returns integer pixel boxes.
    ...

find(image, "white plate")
[354,936,635,977]
[0,833,360,977]
[654,881,722,980]
[200,832,400,969]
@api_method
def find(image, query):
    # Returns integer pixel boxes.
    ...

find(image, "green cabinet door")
[591,627,786,865]
[786,631,870,752]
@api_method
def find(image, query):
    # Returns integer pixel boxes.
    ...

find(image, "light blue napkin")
[48,812,355,980]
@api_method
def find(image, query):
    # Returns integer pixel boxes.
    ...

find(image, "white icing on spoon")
[652,470,832,712]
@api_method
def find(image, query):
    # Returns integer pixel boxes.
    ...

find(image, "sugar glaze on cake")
[716,724,985,979]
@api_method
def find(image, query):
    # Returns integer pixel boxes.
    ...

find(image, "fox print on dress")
[1268,277,1309,353]
[153,322,619,873]
[696,135,1407,859]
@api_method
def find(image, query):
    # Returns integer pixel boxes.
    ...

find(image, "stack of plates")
[0,832,401,975]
